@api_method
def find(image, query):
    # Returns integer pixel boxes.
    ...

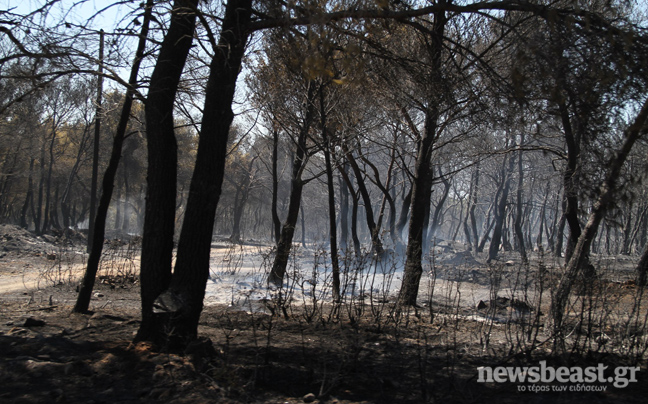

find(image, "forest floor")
[1,224,648,403]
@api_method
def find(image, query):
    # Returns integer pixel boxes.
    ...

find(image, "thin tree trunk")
[121,158,130,232]
[477,202,495,253]
[339,170,349,251]
[622,200,634,254]
[88,29,104,252]
[343,143,384,256]
[61,123,91,229]
[320,87,340,300]
[487,153,514,263]
[428,167,450,243]
[536,182,551,251]
[636,241,648,287]
[549,96,648,338]
[558,100,582,262]
[230,157,256,243]
[20,158,35,229]
[74,0,155,314]
[271,129,281,244]
[396,184,412,254]
[35,141,46,235]
[42,123,58,234]
[268,83,315,286]
[514,135,527,263]
[398,8,446,306]
[470,163,480,251]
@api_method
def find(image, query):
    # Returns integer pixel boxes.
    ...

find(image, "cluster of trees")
[2,0,648,349]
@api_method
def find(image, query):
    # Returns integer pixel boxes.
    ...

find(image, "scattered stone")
[93,292,105,298]
[303,393,317,403]
[23,317,46,327]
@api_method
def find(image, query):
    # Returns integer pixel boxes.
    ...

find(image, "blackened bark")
[150,0,253,347]
[549,96,648,337]
[75,0,155,314]
[536,182,551,251]
[320,87,340,300]
[469,163,480,250]
[338,159,362,257]
[42,124,58,234]
[121,159,130,232]
[636,241,648,287]
[339,170,349,251]
[88,30,104,251]
[396,184,412,250]
[622,200,634,254]
[20,158,35,229]
[35,141,45,235]
[61,123,91,229]
[514,136,527,263]
[428,167,450,243]
[344,143,384,256]
[477,202,495,253]
[362,147,399,251]
[230,156,257,243]
[558,100,582,262]
[268,83,315,286]
[271,129,282,244]
[487,153,515,263]
[398,9,446,306]
[136,0,199,344]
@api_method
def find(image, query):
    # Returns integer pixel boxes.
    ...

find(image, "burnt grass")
[0,275,647,404]
[0,225,647,404]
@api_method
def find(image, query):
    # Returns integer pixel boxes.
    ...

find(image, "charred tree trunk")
[268,83,315,286]
[398,8,446,306]
[61,123,91,229]
[88,30,104,251]
[636,242,648,287]
[558,100,582,262]
[343,143,384,256]
[319,87,340,300]
[536,182,551,251]
[35,141,46,235]
[230,156,257,243]
[549,96,648,339]
[147,0,253,348]
[338,162,362,257]
[514,136,528,263]
[477,202,495,253]
[396,184,412,254]
[470,163,480,251]
[20,158,35,229]
[463,167,477,250]
[74,0,155,314]
[41,123,58,234]
[488,153,515,264]
[339,170,349,251]
[271,129,281,245]
[428,167,450,244]
[121,158,130,232]
[135,0,198,344]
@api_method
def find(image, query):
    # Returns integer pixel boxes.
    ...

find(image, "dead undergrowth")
[1,227,648,403]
